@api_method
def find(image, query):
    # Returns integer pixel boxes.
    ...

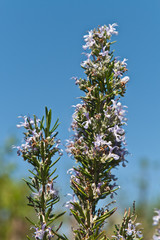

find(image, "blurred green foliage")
[0,137,32,240]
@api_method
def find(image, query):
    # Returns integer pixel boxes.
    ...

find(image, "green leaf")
[94,231,106,240]
[25,217,36,226]
[94,207,117,225]
[40,116,45,129]
[46,211,66,227]
[48,109,52,131]
[28,169,41,180]
[46,207,52,221]
[79,166,92,178]
[50,230,69,240]
[70,209,87,229]
[52,175,58,181]
[50,157,60,168]
[40,141,45,160]
[45,106,48,119]
[86,207,90,227]
[48,168,57,178]
[50,118,60,133]
[27,236,32,240]
[46,197,59,208]
[72,180,88,198]
[101,187,120,197]
[22,178,35,192]
[71,202,85,219]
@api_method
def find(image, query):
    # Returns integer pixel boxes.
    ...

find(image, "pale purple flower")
[12,145,21,156]
[71,174,80,184]
[72,103,83,110]
[121,76,130,85]
[136,230,143,238]
[108,125,125,143]
[46,181,58,197]
[94,134,111,148]
[83,30,94,42]
[21,141,31,150]
[30,130,42,145]
[81,60,89,68]
[153,228,160,240]
[125,221,143,238]
[55,139,61,147]
[34,224,46,240]
[71,104,83,128]
[83,30,95,50]
[67,168,74,175]
[104,109,111,118]
[65,193,77,209]
[121,58,128,67]
[107,151,119,161]
[114,147,128,164]
[153,235,160,240]
[96,182,103,196]
[106,23,118,36]
[47,227,54,240]
[32,188,42,199]
[96,25,106,38]
[66,139,75,155]
[113,58,128,78]
[83,119,91,129]
[34,224,54,240]
[113,69,122,77]
[67,168,80,184]
[17,116,34,128]
[81,54,91,68]
[112,234,125,240]
[67,168,80,177]
[83,112,91,129]
[72,76,80,85]
[99,46,109,57]
[17,116,40,129]
[54,139,63,156]
[57,148,63,156]
[153,210,160,226]
[126,222,134,236]
[111,100,127,122]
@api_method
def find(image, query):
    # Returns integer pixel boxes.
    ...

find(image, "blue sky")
[0,0,160,205]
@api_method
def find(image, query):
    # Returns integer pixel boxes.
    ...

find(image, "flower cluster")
[113,221,143,240]
[33,224,53,240]
[15,115,63,160]
[113,205,143,240]
[68,98,128,166]
[76,24,129,94]
[67,24,129,167]
[153,209,160,240]
[66,24,130,239]
[32,179,58,202]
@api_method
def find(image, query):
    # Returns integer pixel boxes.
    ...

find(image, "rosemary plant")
[66,24,142,239]
[15,107,67,240]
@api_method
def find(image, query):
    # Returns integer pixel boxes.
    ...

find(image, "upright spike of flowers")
[66,24,130,239]
[112,202,143,239]
[15,107,67,240]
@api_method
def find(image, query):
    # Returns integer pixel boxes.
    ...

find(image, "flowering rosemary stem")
[66,24,130,239]
[15,107,67,240]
